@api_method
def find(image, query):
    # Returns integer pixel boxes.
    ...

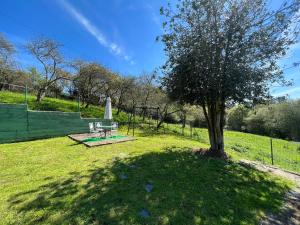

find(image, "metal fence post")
[156,107,159,132]
[270,138,274,165]
[133,106,136,136]
[77,96,80,113]
[24,85,28,104]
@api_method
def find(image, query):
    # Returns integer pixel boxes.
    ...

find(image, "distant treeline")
[226,101,300,141]
[163,101,300,142]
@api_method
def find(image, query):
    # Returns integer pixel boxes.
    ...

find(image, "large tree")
[114,76,137,115]
[73,62,113,108]
[160,0,300,157]
[26,37,69,102]
[137,72,157,121]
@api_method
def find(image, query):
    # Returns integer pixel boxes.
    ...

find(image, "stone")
[139,209,150,218]
[144,183,153,192]
[119,174,128,180]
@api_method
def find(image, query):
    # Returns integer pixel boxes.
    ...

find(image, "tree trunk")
[116,100,123,115]
[36,88,46,102]
[202,102,226,158]
[182,113,186,128]
[157,120,163,129]
[142,108,146,122]
[116,107,121,115]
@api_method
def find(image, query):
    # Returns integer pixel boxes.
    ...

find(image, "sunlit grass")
[0,91,128,122]
[164,124,300,173]
[0,130,292,225]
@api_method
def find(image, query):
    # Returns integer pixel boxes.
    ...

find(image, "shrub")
[227,105,249,131]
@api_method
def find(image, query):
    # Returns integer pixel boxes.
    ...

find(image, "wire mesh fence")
[0,83,28,92]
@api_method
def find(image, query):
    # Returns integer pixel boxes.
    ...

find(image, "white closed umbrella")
[104,96,113,120]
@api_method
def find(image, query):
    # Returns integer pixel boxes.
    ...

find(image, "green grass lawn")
[0,129,293,225]
[165,124,300,173]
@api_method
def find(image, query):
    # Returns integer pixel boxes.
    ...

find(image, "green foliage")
[192,115,207,128]
[73,62,116,106]
[244,106,270,135]
[161,0,300,105]
[227,105,249,131]
[190,107,207,128]
[243,101,300,141]
[160,0,300,153]
[225,101,300,141]
[162,111,178,123]
[0,132,291,224]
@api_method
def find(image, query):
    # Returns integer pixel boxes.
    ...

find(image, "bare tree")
[26,37,69,102]
[0,33,16,90]
[154,89,174,129]
[137,72,157,120]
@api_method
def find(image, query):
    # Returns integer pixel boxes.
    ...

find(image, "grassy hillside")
[165,124,300,173]
[0,130,292,225]
[0,91,128,122]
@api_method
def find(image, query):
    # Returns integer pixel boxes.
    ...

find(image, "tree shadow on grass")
[135,125,209,145]
[8,148,290,225]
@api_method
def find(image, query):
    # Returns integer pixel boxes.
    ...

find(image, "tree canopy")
[160,0,300,156]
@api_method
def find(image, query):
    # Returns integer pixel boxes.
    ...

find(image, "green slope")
[0,91,128,122]
[166,124,300,173]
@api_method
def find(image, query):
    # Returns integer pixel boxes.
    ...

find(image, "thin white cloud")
[273,86,300,97]
[280,41,300,63]
[289,42,300,52]
[59,0,134,64]
[145,3,161,27]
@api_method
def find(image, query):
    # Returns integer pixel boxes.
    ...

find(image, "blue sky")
[0,0,299,99]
